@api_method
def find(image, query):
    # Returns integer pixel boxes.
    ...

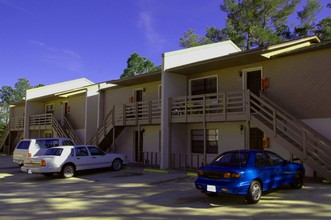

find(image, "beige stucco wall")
[184,47,331,121]
[114,125,160,163]
[103,81,161,116]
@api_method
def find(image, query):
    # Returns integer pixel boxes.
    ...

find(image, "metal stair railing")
[249,92,331,181]
[88,106,114,146]
[63,117,81,144]
[0,124,10,151]
[50,114,68,139]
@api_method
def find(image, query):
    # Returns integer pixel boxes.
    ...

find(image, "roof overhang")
[166,36,322,75]
[106,71,161,87]
[54,88,87,98]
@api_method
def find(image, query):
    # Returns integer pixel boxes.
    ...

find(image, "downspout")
[203,95,207,165]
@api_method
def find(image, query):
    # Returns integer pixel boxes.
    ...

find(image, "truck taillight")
[28,153,32,158]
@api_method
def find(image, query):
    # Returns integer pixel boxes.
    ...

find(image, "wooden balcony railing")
[170,91,249,123]
[114,100,161,126]
[28,114,74,141]
[9,116,24,131]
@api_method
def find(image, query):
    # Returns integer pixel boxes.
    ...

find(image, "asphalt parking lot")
[1,154,331,220]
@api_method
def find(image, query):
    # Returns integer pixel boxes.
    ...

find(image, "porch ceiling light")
[261,42,311,59]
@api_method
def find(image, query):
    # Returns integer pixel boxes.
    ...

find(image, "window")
[211,151,249,167]
[63,140,75,145]
[255,152,273,167]
[45,104,54,114]
[190,76,217,95]
[76,147,89,156]
[191,129,218,154]
[88,146,105,156]
[36,139,59,148]
[134,89,143,102]
[16,141,31,150]
[266,152,286,166]
[44,148,63,156]
[45,132,53,138]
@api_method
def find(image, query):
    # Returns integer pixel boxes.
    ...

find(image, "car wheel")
[246,180,262,204]
[112,159,122,171]
[61,164,75,178]
[290,171,304,189]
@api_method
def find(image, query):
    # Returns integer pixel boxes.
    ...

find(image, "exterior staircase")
[249,92,331,181]
[88,107,116,151]
[87,106,127,151]
[29,114,81,144]
[62,117,82,144]
[0,124,10,152]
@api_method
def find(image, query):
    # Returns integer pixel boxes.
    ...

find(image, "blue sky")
[0,0,330,87]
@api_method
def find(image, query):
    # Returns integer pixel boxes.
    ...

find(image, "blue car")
[195,150,305,204]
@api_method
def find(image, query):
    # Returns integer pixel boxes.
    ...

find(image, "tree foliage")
[315,17,331,40]
[294,0,322,38]
[221,0,300,49]
[180,29,212,48]
[0,78,44,137]
[179,0,331,49]
[120,53,160,78]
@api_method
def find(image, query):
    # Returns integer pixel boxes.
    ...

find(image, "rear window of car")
[44,148,63,156]
[16,140,31,149]
[63,140,74,145]
[211,151,249,167]
[36,139,60,148]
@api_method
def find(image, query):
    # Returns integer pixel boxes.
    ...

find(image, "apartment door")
[250,128,264,150]
[61,101,69,126]
[134,89,143,102]
[134,131,144,162]
[245,69,262,96]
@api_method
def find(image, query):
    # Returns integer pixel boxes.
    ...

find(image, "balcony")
[114,100,161,126]
[9,116,24,131]
[170,91,249,123]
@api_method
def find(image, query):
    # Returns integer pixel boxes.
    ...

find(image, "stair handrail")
[63,116,81,144]
[50,114,68,138]
[0,124,10,151]
[249,92,331,174]
[259,92,331,146]
[88,106,114,145]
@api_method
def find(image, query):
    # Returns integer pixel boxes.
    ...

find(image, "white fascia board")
[26,78,94,100]
[163,40,241,70]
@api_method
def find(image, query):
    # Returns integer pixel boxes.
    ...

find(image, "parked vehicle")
[21,145,129,178]
[195,149,305,204]
[12,138,75,166]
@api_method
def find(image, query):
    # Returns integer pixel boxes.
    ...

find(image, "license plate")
[207,185,216,192]
[28,169,32,174]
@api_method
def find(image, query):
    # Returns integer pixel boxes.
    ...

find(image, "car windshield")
[211,151,249,167]
[44,148,63,156]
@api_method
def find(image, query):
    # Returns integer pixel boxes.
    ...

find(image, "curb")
[143,168,169,174]
[143,168,198,177]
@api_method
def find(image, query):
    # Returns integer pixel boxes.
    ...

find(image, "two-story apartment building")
[1,36,330,180]
[1,78,95,153]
